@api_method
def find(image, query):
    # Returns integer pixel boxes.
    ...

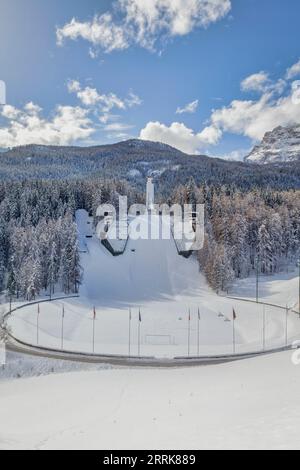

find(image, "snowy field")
[6,210,300,358]
[0,351,113,381]
[1,350,300,450]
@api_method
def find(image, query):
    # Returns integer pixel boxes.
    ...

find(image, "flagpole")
[128,308,132,357]
[93,307,96,354]
[197,308,200,357]
[262,304,266,351]
[233,320,236,354]
[138,309,141,357]
[232,309,236,355]
[61,306,65,350]
[188,309,191,357]
[37,304,40,346]
[285,305,289,348]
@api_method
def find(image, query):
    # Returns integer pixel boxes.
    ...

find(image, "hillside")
[1,139,300,192]
[2,351,300,450]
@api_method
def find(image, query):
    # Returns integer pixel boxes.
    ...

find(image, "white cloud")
[103,123,134,132]
[78,87,104,107]
[209,148,251,162]
[208,81,300,141]
[139,121,219,154]
[0,102,95,148]
[286,59,300,80]
[57,0,232,54]
[68,80,141,113]
[176,99,199,114]
[88,48,99,60]
[139,64,300,154]
[56,13,129,53]
[1,105,20,120]
[99,113,121,124]
[67,80,81,93]
[126,91,143,108]
[0,80,142,148]
[241,72,270,92]
[120,0,231,47]
[198,125,221,145]
[241,72,286,96]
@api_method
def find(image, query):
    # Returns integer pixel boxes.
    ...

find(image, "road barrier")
[2,295,300,367]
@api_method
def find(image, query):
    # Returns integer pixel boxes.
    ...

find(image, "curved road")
[3,324,292,368]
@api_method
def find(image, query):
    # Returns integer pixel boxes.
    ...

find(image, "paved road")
[5,331,291,368]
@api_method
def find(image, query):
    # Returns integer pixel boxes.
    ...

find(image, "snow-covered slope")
[1,350,300,450]
[246,125,300,164]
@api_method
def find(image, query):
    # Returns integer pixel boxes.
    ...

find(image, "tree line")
[0,178,139,301]
[171,179,300,292]
[0,176,299,299]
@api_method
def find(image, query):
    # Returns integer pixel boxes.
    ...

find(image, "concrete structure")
[146,177,155,211]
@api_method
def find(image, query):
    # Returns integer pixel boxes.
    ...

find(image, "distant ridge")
[0,138,300,192]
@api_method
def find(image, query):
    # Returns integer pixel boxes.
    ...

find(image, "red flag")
[62,306,65,318]
[93,307,96,320]
[198,309,201,321]
[233,308,237,321]
[189,310,191,322]
[38,304,40,315]
[139,310,142,322]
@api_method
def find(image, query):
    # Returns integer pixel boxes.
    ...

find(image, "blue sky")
[0,0,300,159]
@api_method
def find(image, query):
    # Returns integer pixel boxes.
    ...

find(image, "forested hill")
[1,139,300,193]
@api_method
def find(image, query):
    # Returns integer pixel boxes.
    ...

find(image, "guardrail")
[227,295,298,311]
[2,295,80,323]
[2,295,299,367]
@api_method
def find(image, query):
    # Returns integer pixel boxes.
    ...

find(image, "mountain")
[246,125,300,164]
[0,138,300,192]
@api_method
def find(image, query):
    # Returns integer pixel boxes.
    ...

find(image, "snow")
[6,210,300,358]
[2,210,300,450]
[127,169,142,178]
[230,269,299,308]
[0,351,112,381]
[246,125,300,164]
[1,350,300,450]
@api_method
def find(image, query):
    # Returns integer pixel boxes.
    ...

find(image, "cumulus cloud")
[139,121,220,154]
[57,0,232,54]
[286,59,300,80]
[0,80,142,148]
[176,100,199,114]
[0,103,95,148]
[208,81,300,141]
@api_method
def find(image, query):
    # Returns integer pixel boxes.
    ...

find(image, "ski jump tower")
[146,177,155,212]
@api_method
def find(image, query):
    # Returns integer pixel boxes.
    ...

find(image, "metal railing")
[2,295,300,367]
